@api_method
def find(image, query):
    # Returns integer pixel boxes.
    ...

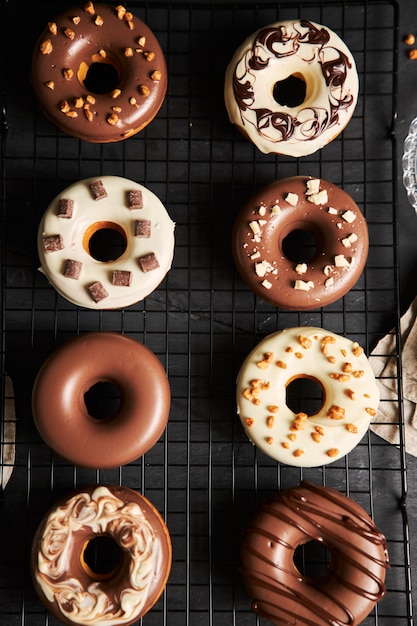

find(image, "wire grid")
[0,0,413,624]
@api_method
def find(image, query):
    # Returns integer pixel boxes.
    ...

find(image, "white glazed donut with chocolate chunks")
[236,326,379,467]
[37,175,175,309]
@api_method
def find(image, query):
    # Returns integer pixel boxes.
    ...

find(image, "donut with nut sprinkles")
[31,2,167,142]
[224,20,358,156]
[236,326,379,467]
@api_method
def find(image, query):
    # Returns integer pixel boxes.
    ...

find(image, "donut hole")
[82,535,123,580]
[282,228,317,264]
[293,540,331,578]
[286,376,324,416]
[84,222,127,262]
[273,73,306,108]
[79,57,121,95]
[84,381,122,421]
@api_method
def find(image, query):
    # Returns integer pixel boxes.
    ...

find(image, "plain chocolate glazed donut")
[240,481,389,626]
[232,175,368,310]
[31,485,172,626]
[32,332,170,468]
[31,3,167,142]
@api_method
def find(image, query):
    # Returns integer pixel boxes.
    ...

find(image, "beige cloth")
[1,375,15,488]
[370,296,417,456]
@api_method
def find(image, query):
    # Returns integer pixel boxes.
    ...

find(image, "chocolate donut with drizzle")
[31,2,167,142]
[232,176,368,310]
[224,20,358,156]
[31,485,172,626]
[240,481,389,626]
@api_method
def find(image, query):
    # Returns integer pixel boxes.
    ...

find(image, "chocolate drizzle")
[240,481,389,626]
[231,20,356,146]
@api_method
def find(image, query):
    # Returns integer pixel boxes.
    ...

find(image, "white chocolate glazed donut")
[31,485,172,626]
[37,176,175,309]
[236,327,379,467]
[224,20,359,157]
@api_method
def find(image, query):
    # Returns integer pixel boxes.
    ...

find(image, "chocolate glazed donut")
[32,332,170,468]
[240,481,389,626]
[31,3,167,142]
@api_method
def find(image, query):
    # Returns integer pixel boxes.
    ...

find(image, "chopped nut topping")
[266,436,274,445]
[288,433,297,441]
[45,81,55,90]
[66,111,78,119]
[64,28,76,40]
[346,423,358,433]
[127,20,134,30]
[137,36,146,46]
[84,1,95,14]
[266,416,274,429]
[295,352,303,359]
[314,426,324,436]
[109,89,120,99]
[275,360,287,369]
[144,50,155,61]
[298,335,312,350]
[327,356,336,364]
[326,448,339,458]
[129,97,139,106]
[139,84,150,97]
[293,449,305,457]
[321,335,336,355]
[256,352,274,369]
[115,4,126,19]
[99,49,107,58]
[408,49,417,60]
[352,343,364,357]
[326,405,345,420]
[151,70,162,81]
[48,22,57,35]
[60,100,70,113]
[311,432,322,443]
[353,370,365,378]
[124,11,134,21]
[86,94,96,104]
[72,16,81,25]
[40,39,53,54]
[112,106,122,113]
[84,108,94,122]
[107,113,119,125]
[282,442,290,449]
[74,97,84,108]
[365,407,377,416]
[95,15,104,26]
[345,389,355,400]
[404,33,416,45]
[329,373,350,383]
[267,405,279,414]
[124,47,134,57]
[63,68,74,80]
[342,362,352,373]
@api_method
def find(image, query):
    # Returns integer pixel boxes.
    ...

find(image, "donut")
[236,326,379,467]
[31,3,167,142]
[31,484,172,626]
[224,19,358,156]
[37,175,175,310]
[32,332,171,469]
[232,175,368,310]
[240,481,389,626]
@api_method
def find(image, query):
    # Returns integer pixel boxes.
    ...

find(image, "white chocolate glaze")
[236,327,379,467]
[33,486,169,626]
[37,176,175,309]
[225,20,359,157]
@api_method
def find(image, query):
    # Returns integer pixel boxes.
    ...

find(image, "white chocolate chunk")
[255,260,272,277]
[334,254,351,267]
[325,277,334,288]
[323,265,332,276]
[342,233,358,248]
[328,206,338,215]
[249,220,261,235]
[342,209,357,223]
[306,178,321,195]
[307,190,328,205]
[250,251,261,260]
[271,203,281,215]
[285,192,299,206]
[262,279,272,289]
[295,263,307,275]
[294,279,314,291]
[258,204,267,216]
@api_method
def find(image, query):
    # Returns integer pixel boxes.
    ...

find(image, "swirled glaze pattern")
[225,20,358,156]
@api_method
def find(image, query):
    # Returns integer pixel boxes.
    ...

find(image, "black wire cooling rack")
[0,0,414,624]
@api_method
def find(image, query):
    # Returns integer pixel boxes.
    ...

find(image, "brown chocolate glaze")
[240,481,389,626]
[32,332,170,468]
[31,3,167,142]
[31,485,172,626]
[232,175,368,310]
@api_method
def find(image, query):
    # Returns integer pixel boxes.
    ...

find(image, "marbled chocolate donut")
[232,176,368,310]
[32,332,171,469]
[236,326,379,467]
[240,481,389,626]
[37,176,175,310]
[224,20,358,156]
[32,3,167,142]
[31,485,172,626]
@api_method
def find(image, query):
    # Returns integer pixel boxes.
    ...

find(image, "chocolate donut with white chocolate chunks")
[31,3,167,142]
[31,484,172,626]
[240,481,389,626]
[232,176,368,310]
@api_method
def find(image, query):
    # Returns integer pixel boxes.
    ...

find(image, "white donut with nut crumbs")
[37,176,175,309]
[236,326,379,467]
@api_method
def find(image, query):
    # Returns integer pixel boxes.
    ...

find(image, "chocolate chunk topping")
[88,281,109,302]
[89,179,108,201]
[112,270,132,286]
[57,198,74,219]
[134,220,151,238]
[43,234,64,252]
[138,252,159,273]
[127,189,143,210]
[63,259,82,280]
